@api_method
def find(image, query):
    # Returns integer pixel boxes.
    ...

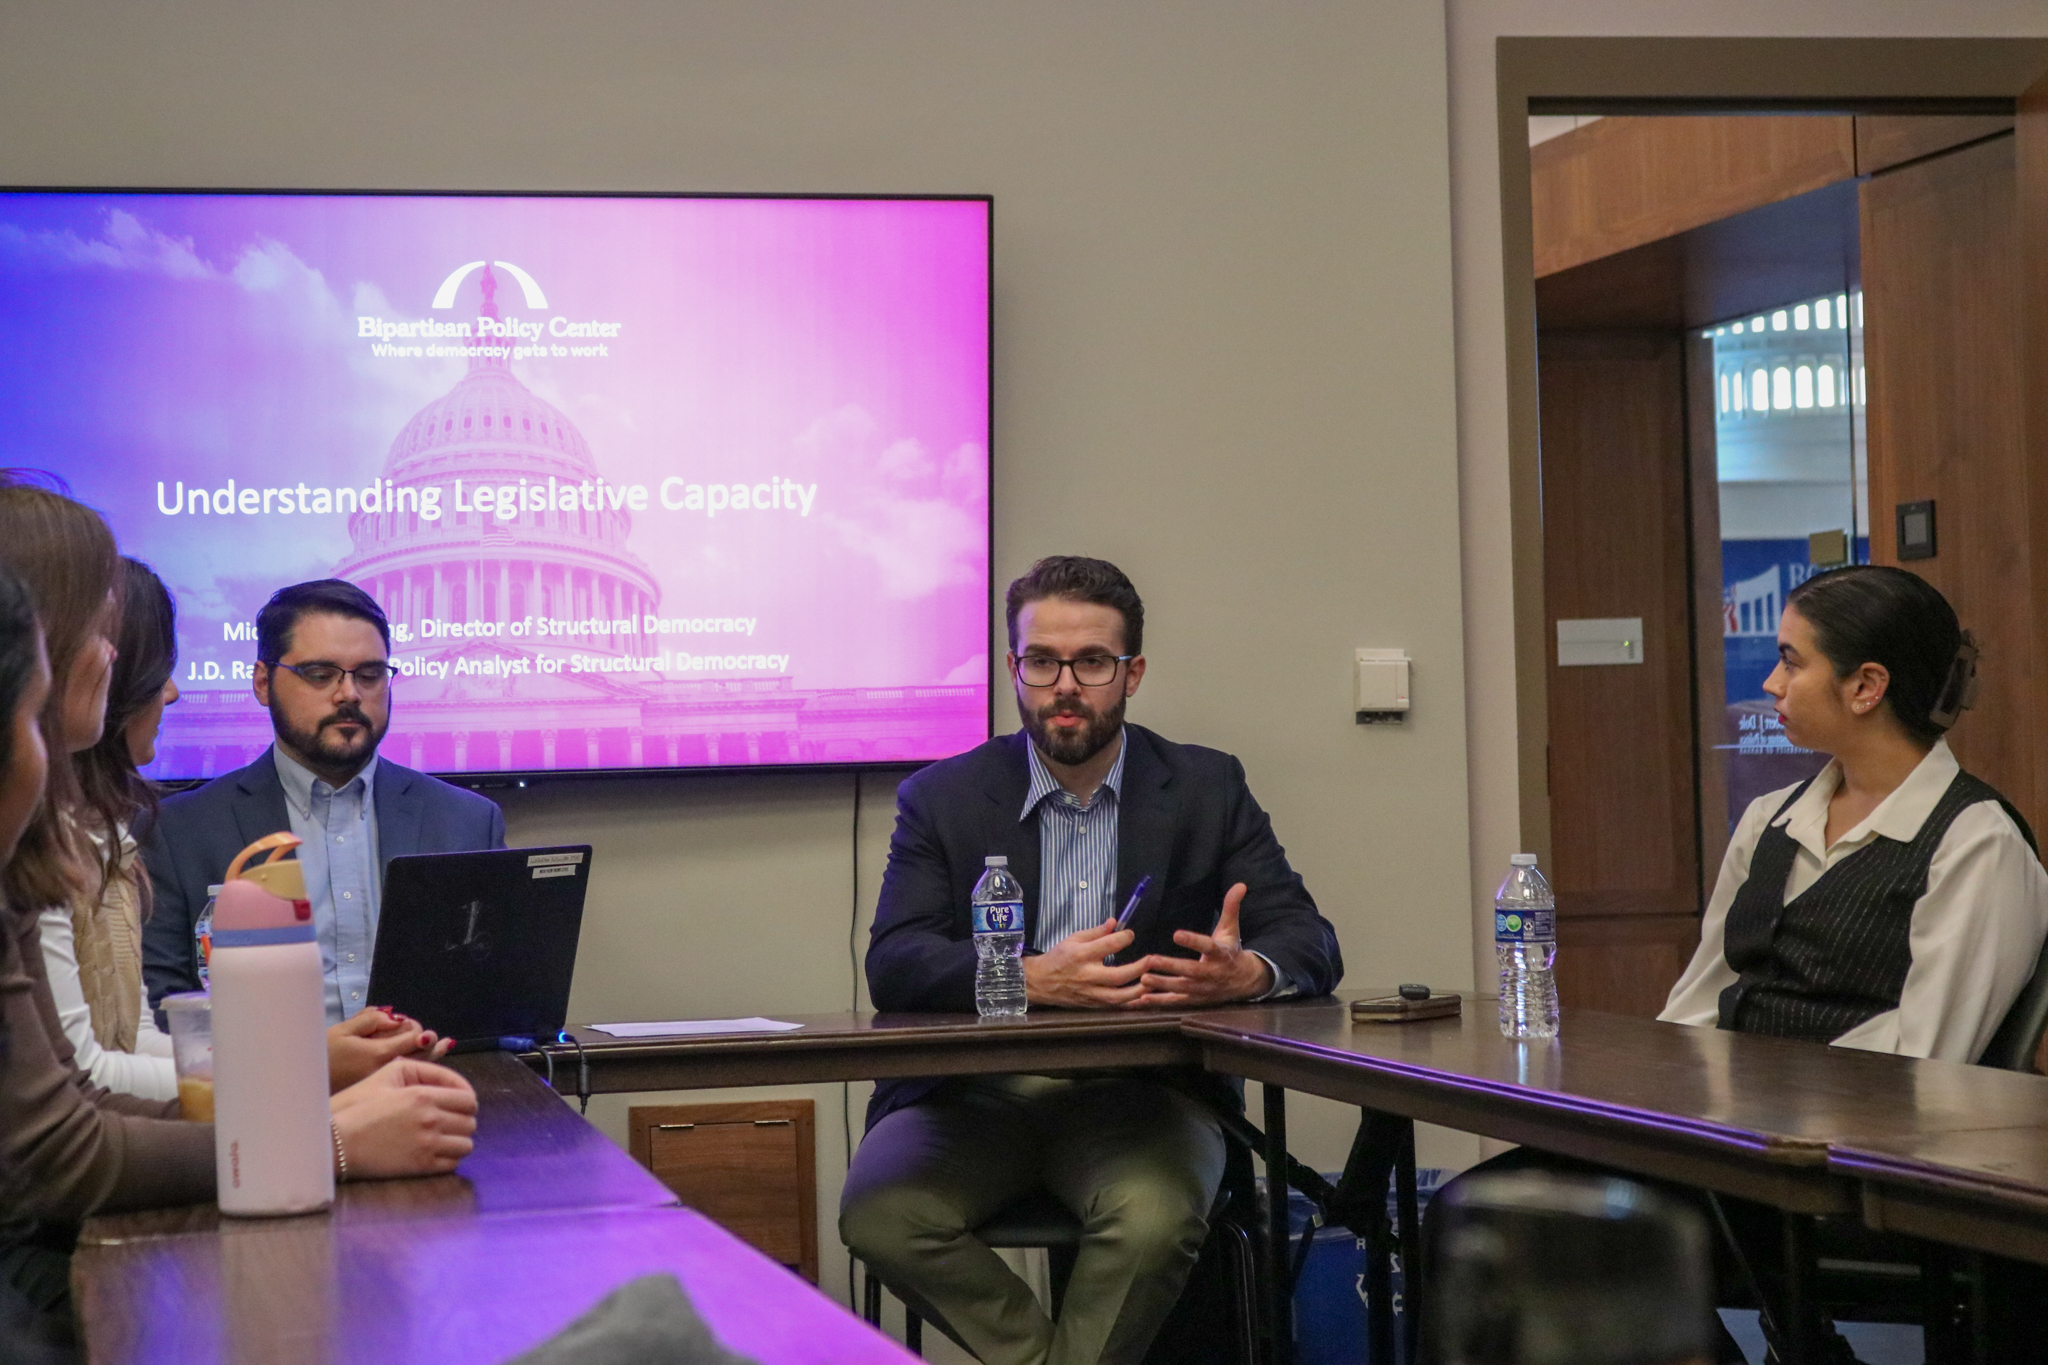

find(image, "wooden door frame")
[1496,37,2048,863]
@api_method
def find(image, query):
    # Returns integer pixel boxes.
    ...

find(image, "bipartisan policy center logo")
[357,258,624,358]
[154,256,823,526]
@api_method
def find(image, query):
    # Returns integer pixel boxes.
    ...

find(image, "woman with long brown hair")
[44,544,448,1094]
[37,557,180,1098]
[0,477,120,944]
[0,479,480,1344]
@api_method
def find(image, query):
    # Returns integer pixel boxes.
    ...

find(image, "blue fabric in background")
[1720,538,1869,703]
[1277,1169,1445,1365]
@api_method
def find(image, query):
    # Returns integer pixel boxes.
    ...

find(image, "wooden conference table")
[530,999,2048,1365]
[78,1003,2048,1363]
[71,1052,918,1365]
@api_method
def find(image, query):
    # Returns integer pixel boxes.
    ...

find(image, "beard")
[271,695,388,776]
[1019,689,1127,767]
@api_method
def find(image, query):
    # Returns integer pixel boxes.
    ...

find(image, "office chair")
[1975,936,2048,1073]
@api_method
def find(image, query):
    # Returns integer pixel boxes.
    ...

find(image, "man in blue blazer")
[841,557,1342,1365]
[142,580,504,1024]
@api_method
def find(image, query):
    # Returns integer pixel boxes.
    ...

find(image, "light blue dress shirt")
[1019,730,1290,998]
[273,744,382,1024]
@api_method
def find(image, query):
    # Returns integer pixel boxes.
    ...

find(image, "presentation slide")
[0,191,991,779]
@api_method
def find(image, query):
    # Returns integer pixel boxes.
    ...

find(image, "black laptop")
[367,845,593,1050]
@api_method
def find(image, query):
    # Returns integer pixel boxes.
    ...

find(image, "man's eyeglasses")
[1012,654,1133,688]
[267,661,394,692]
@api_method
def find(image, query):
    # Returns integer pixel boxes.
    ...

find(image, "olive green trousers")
[840,1074,1225,1365]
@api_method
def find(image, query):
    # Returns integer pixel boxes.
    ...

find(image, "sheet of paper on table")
[586,1018,805,1038]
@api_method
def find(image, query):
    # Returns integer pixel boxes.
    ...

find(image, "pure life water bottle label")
[973,900,1023,934]
[1495,908,1555,943]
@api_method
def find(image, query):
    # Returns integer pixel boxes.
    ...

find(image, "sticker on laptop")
[532,864,580,880]
[527,852,585,867]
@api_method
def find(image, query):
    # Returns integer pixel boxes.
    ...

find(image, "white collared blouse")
[1660,739,2048,1063]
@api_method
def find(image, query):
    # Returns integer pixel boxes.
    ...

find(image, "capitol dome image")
[303,265,982,775]
[143,264,982,779]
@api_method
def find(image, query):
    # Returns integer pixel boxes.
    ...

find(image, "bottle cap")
[212,878,304,932]
[240,858,307,902]
[1510,853,1539,866]
[985,855,1008,866]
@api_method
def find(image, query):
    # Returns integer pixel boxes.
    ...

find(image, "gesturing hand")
[1133,882,1272,1007]
[327,1007,454,1092]
[1023,920,1147,1009]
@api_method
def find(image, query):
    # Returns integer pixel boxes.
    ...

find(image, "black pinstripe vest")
[1716,768,2033,1042]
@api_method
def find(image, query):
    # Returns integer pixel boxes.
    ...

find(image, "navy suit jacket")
[865,724,1342,1128]
[140,749,506,1008]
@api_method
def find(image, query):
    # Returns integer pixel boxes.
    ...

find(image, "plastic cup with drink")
[162,991,214,1122]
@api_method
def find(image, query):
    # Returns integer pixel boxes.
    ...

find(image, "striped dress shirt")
[1018,730,1292,997]
[1022,733,1127,951]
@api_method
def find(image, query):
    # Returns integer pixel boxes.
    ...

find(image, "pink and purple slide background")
[0,192,991,777]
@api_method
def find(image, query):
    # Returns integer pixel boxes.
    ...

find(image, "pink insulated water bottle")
[209,834,334,1216]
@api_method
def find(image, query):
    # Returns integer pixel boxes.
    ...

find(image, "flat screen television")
[0,190,992,781]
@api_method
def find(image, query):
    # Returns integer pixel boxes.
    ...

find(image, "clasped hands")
[327,1005,456,1090]
[1022,882,1271,1009]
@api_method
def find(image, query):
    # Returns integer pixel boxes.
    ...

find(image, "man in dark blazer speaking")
[142,580,504,1027]
[842,556,1342,1365]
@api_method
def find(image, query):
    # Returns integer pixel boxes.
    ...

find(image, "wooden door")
[1538,331,1702,1016]
[1861,133,2039,833]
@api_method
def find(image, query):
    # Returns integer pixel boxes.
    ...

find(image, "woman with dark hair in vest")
[1435,567,2048,1364]
[1662,564,2048,1061]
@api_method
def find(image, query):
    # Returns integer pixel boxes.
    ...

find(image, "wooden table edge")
[523,1013,1207,1091]
[1830,1145,2048,1214]
[1187,1021,1853,1213]
[1186,1021,1833,1162]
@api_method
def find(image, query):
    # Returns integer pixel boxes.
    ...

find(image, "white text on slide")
[154,474,820,523]
[381,650,793,681]
[357,316,623,341]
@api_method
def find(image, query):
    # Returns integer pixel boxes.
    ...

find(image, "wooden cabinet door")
[630,1100,818,1283]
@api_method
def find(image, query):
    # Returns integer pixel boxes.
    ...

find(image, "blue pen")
[1115,875,1153,930]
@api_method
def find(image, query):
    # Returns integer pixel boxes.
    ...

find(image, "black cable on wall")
[844,767,862,1311]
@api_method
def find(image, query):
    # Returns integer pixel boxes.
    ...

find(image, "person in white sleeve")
[1661,564,2048,1063]
[52,558,444,1102]
[50,558,183,1100]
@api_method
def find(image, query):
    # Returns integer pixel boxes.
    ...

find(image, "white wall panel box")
[1355,649,1411,722]
[1556,618,1644,667]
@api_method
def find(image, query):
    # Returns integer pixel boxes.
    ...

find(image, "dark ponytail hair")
[1785,565,1973,745]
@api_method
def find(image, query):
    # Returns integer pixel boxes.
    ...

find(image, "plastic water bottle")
[1496,853,1559,1039]
[193,883,221,988]
[972,855,1027,1018]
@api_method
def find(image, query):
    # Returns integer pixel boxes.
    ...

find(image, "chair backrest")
[1977,935,2048,1072]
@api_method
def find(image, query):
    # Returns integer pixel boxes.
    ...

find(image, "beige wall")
[1,0,1475,1329]
[1445,0,2048,993]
